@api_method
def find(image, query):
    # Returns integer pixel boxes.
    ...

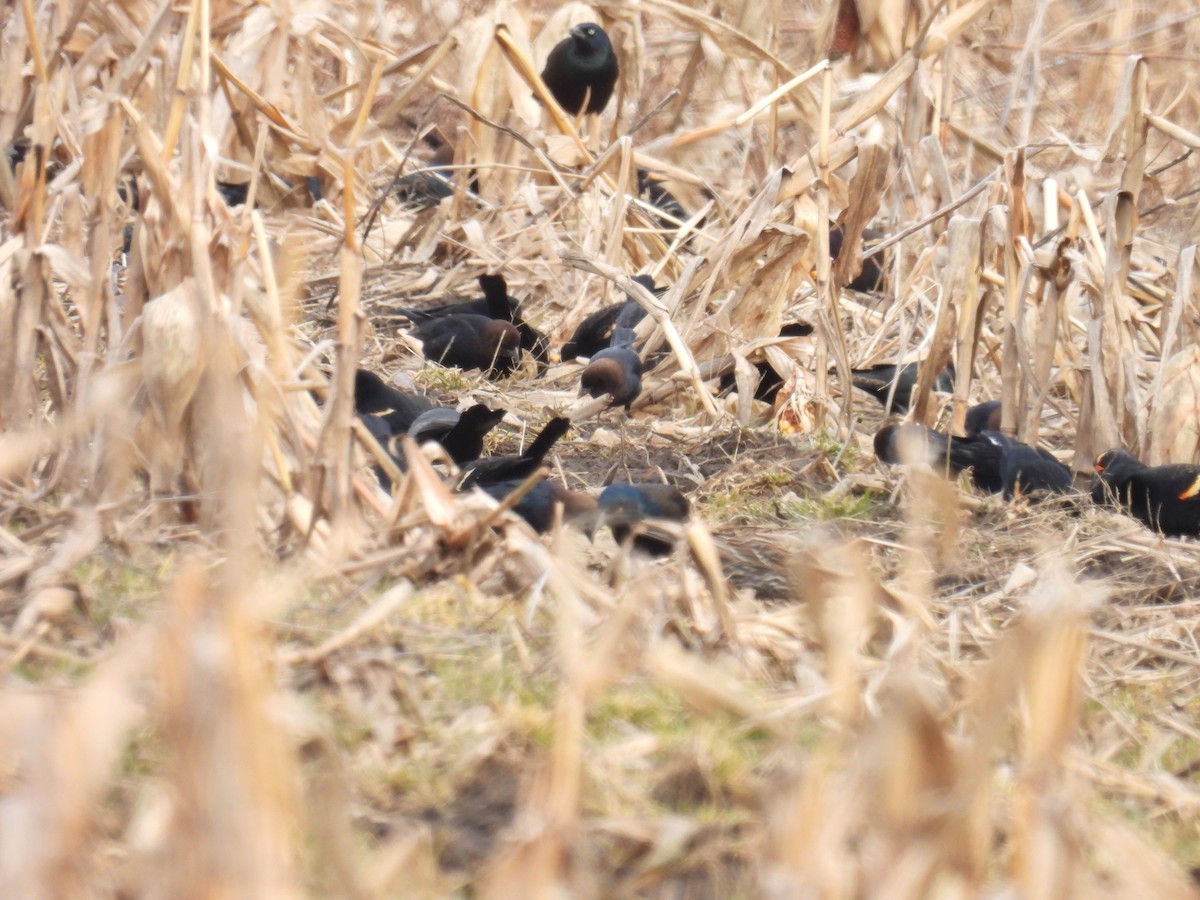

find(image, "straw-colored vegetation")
[2,0,1200,895]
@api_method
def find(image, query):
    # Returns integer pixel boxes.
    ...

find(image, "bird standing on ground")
[560,274,658,361]
[414,314,522,376]
[1092,449,1200,537]
[579,326,642,412]
[407,404,507,465]
[477,478,598,535]
[597,483,691,556]
[875,423,1072,500]
[540,23,619,116]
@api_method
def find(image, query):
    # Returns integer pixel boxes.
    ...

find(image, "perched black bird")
[579,327,642,411]
[459,417,572,489]
[964,400,1003,436]
[354,369,433,432]
[477,478,598,535]
[408,404,507,465]
[875,424,1072,500]
[560,274,659,361]
[597,483,691,556]
[1092,449,1200,537]
[540,22,619,116]
[850,361,954,413]
[414,314,522,376]
[828,224,886,293]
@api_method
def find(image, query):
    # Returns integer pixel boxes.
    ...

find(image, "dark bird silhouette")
[1092,449,1200,537]
[597,483,691,556]
[717,321,816,403]
[459,417,572,489]
[408,404,507,464]
[964,400,1003,436]
[354,369,433,432]
[397,275,549,368]
[215,181,251,207]
[395,170,455,208]
[414,314,522,375]
[875,424,1072,500]
[560,274,658,361]
[828,224,886,293]
[478,478,598,535]
[579,327,642,411]
[540,22,619,116]
[851,361,954,413]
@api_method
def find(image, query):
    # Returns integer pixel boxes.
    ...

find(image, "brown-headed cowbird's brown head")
[415,315,522,376]
[540,22,619,116]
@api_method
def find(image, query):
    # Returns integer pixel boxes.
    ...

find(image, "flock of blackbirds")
[349,20,1200,574]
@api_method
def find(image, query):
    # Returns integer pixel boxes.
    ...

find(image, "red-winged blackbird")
[560,274,658,361]
[875,423,1072,500]
[414,314,522,376]
[1092,449,1200,537]
[354,369,433,432]
[597,483,690,556]
[408,404,507,464]
[828,224,886,293]
[459,417,571,489]
[579,327,642,411]
[964,399,1002,436]
[477,478,598,535]
[540,22,619,116]
[851,361,954,413]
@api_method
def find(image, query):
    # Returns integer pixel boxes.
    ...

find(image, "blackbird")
[216,181,251,207]
[964,400,1002,436]
[875,424,1072,500]
[395,170,455,208]
[478,478,598,535]
[1092,449,1200,537]
[717,321,816,403]
[414,315,522,375]
[540,22,619,116]
[579,327,642,411]
[408,404,507,464]
[399,275,549,368]
[851,361,954,413]
[597,483,691,556]
[354,369,433,432]
[459,417,572,489]
[560,274,659,361]
[828,224,886,293]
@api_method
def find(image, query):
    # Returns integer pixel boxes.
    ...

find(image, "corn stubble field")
[2,0,1200,895]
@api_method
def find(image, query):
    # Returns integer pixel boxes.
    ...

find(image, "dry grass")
[1,0,1200,895]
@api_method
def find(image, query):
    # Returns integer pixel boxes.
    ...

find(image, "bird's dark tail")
[522,417,571,463]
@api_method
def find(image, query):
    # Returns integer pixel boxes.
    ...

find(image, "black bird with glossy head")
[1092,449,1200,537]
[597,483,691,556]
[407,404,507,465]
[541,22,619,116]
[354,369,433,432]
[478,478,598,536]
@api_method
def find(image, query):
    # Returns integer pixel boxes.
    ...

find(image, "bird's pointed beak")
[569,23,588,38]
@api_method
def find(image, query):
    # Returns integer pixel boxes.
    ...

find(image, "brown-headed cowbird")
[964,400,1003,436]
[1092,449,1200,537]
[540,22,619,116]
[579,327,642,411]
[414,314,522,376]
